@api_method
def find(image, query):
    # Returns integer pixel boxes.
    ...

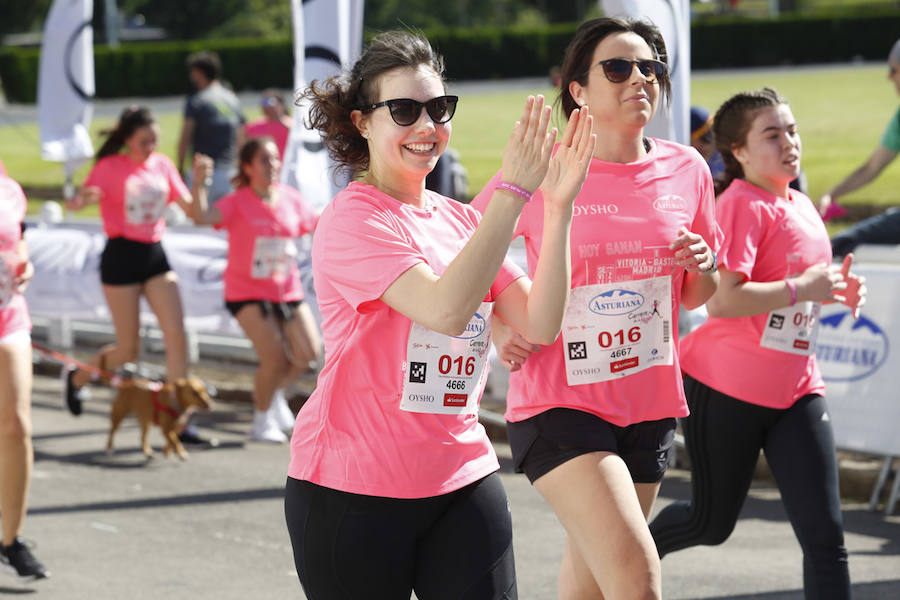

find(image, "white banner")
[600,0,690,144]
[23,222,315,338]
[282,0,364,212]
[38,0,95,177]
[816,261,900,456]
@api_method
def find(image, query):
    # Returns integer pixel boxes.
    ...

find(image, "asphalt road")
[5,369,899,599]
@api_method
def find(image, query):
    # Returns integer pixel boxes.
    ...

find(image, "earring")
[362,132,369,139]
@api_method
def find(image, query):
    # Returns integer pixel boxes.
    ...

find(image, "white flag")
[600,0,690,144]
[38,0,95,178]
[282,0,365,212]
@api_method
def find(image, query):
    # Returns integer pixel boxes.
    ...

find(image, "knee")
[0,412,31,442]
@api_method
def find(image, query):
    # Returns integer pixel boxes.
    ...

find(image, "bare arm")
[177,118,196,175]
[380,96,556,336]
[706,263,847,319]
[818,145,898,215]
[14,237,33,294]
[186,154,221,226]
[671,227,719,310]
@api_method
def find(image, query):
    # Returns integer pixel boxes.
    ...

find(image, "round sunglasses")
[592,58,667,84]
[360,95,459,126]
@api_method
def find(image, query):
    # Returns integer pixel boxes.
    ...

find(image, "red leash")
[31,341,122,386]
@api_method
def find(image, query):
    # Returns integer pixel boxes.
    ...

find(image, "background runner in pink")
[191,138,320,443]
[0,174,31,338]
[680,178,831,409]
[84,152,188,244]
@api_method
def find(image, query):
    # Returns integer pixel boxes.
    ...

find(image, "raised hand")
[192,153,214,186]
[838,253,867,319]
[539,106,597,212]
[499,95,556,196]
[670,227,715,273]
[66,185,102,211]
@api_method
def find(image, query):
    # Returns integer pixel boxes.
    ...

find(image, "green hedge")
[2,13,899,104]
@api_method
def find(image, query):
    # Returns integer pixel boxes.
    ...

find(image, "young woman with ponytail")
[63,106,194,415]
[649,88,866,598]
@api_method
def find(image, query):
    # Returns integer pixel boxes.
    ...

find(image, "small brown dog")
[106,377,214,460]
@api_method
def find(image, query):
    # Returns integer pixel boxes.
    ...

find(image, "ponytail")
[96,106,156,161]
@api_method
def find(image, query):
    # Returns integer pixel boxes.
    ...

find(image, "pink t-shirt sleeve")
[716,189,764,280]
[162,155,189,204]
[214,192,237,230]
[315,200,426,311]
[691,169,724,255]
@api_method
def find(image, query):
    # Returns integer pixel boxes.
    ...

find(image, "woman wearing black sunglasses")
[473,17,721,599]
[283,30,596,599]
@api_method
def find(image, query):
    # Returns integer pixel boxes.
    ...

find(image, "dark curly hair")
[96,106,156,161]
[299,30,446,179]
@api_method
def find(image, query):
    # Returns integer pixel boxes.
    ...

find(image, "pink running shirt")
[84,153,189,243]
[472,139,721,427]
[288,181,525,498]
[0,175,31,338]
[215,184,318,303]
[243,118,290,159]
[679,178,832,409]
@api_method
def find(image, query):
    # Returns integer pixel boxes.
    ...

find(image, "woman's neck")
[251,182,276,203]
[364,168,427,208]
[592,126,647,164]
[743,173,790,199]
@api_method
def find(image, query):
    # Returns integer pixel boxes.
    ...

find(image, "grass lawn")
[3,64,897,217]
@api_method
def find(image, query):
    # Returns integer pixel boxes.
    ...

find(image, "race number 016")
[793,312,815,329]
[598,326,641,348]
[438,354,476,376]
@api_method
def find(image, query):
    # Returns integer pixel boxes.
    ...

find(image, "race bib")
[251,237,297,280]
[562,276,673,385]
[759,301,821,356]
[124,174,168,225]
[400,302,493,415]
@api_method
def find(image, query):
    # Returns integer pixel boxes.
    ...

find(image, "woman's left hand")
[670,227,715,273]
[15,260,34,293]
[838,253,867,319]
[539,106,596,212]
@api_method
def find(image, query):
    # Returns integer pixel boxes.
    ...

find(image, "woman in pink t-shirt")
[473,18,721,599]
[64,107,194,415]
[0,170,49,580]
[190,138,320,443]
[649,89,865,598]
[283,31,596,598]
[237,90,291,159]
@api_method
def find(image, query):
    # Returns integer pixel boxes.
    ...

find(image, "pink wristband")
[784,278,797,306]
[496,181,533,202]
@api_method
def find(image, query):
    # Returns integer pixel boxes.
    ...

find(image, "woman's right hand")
[539,106,596,212]
[66,185,102,211]
[795,262,848,303]
[192,153,214,186]
[499,95,556,195]
[492,317,540,372]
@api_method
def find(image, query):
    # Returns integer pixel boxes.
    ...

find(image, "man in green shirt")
[821,38,900,256]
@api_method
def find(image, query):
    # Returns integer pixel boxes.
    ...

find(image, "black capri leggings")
[284,473,517,600]
[649,375,850,599]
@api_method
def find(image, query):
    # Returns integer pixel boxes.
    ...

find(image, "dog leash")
[31,341,125,387]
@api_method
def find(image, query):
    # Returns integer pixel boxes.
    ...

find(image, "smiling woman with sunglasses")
[284,30,596,599]
[472,17,721,599]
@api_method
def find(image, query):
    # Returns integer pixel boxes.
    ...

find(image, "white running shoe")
[270,389,296,431]
[249,409,288,443]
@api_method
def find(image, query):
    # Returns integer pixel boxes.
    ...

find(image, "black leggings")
[649,375,850,600]
[284,474,517,600]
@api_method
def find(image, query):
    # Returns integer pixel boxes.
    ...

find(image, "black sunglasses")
[360,95,458,126]
[593,58,667,84]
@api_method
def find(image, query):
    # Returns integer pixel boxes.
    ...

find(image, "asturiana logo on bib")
[589,289,644,316]
[453,312,486,340]
[817,311,889,382]
[652,195,687,214]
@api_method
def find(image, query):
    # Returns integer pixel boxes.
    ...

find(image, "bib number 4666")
[438,354,476,376]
